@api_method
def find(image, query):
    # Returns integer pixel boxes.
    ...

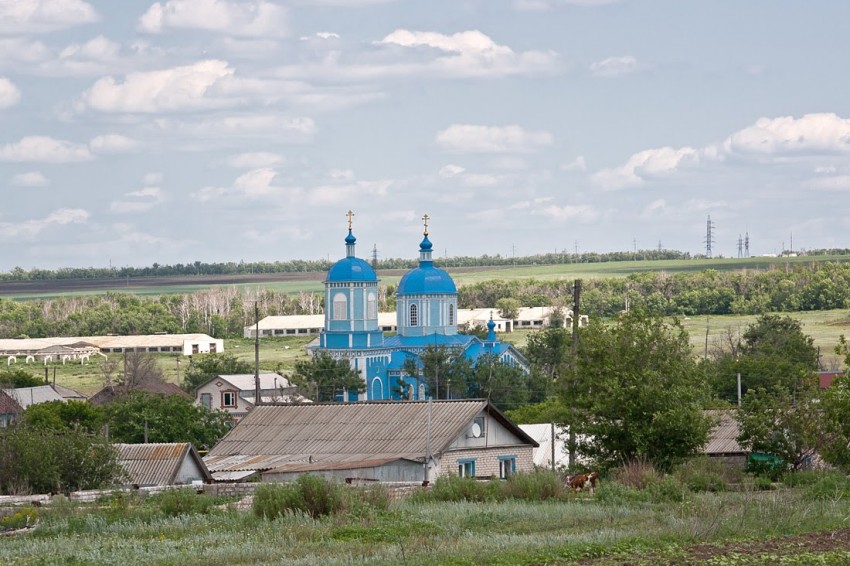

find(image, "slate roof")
[205,399,537,474]
[116,443,211,486]
[703,410,744,455]
[1,385,65,409]
[210,373,292,392]
[89,381,191,406]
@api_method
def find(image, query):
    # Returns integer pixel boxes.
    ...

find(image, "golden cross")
[422,213,430,235]
[346,210,354,230]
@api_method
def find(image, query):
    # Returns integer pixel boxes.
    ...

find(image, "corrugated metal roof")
[704,410,744,455]
[217,373,292,391]
[116,443,211,486]
[51,384,87,400]
[205,400,536,473]
[2,386,66,409]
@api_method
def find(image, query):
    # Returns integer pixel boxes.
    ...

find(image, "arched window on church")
[410,303,418,326]
[333,293,347,320]
[367,292,377,319]
[448,304,455,326]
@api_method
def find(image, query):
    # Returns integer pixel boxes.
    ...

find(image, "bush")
[644,475,688,503]
[595,481,648,504]
[674,457,740,492]
[153,488,213,517]
[253,475,345,520]
[421,476,502,503]
[502,471,567,501]
[610,458,659,490]
[0,507,39,530]
[802,472,850,501]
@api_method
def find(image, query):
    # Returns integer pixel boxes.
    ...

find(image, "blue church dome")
[326,227,377,282]
[326,256,377,282]
[397,232,456,295]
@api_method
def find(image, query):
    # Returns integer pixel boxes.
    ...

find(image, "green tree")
[182,353,254,392]
[104,391,232,450]
[0,427,124,495]
[737,381,824,472]
[817,373,850,471]
[495,297,521,320]
[22,400,104,433]
[463,353,528,410]
[523,327,572,403]
[292,352,365,402]
[835,334,850,368]
[567,312,713,471]
[401,345,472,400]
[0,368,42,388]
[707,315,820,402]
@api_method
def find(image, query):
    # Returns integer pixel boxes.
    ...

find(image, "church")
[309,212,529,401]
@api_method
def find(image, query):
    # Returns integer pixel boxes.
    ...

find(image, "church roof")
[397,264,456,295]
[326,256,377,283]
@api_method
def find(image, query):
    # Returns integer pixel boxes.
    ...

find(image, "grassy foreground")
[3,481,850,565]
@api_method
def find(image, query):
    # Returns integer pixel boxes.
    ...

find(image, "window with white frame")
[200,393,212,410]
[333,293,348,320]
[410,303,418,326]
[457,458,476,478]
[499,456,516,479]
[221,391,237,408]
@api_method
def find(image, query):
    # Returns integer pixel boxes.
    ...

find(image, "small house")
[204,399,538,483]
[116,443,212,487]
[194,373,310,422]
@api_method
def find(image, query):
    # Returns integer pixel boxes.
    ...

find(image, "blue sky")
[2,0,849,270]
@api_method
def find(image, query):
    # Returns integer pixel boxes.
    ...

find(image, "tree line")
[0,249,705,281]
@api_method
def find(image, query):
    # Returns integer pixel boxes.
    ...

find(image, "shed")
[116,443,212,487]
[205,400,538,483]
[703,409,746,466]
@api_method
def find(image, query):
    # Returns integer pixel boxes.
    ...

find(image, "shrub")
[423,476,502,503]
[253,475,345,520]
[153,488,213,517]
[803,472,850,501]
[644,475,688,503]
[610,458,659,490]
[0,506,39,530]
[674,457,739,492]
[595,481,648,504]
[502,471,567,501]
[780,469,824,488]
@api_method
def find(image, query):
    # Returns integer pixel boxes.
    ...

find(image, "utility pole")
[254,301,260,406]
[569,279,581,470]
[704,215,716,258]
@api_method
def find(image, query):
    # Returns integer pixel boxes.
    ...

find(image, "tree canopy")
[293,352,365,402]
[182,353,254,392]
[566,311,713,471]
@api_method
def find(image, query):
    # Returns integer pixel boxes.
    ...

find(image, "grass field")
[3,480,850,565]
[4,254,850,300]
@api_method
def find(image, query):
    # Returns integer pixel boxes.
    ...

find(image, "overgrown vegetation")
[5,469,850,564]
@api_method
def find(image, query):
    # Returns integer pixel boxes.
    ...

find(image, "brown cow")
[568,471,600,494]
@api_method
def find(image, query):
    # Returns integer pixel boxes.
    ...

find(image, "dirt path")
[579,528,850,565]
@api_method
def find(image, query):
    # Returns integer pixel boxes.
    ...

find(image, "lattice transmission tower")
[737,234,744,258]
[704,215,716,258]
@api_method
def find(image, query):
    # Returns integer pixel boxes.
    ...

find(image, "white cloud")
[533,204,598,222]
[89,134,139,153]
[143,172,163,184]
[0,0,98,34]
[110,187,166,214]
[377,29,558,78]
[436,163,502,187]
[79,59,251,113]
[0,208,88,239]
[436,124,554,154]
[592,146,700,189]
[228,152,283,168]
[154,114,316,143]
[804,175,850,191]
[590,55,641,78]
[193,167,284,201]
[0,76,20,108]
[561,156,586,172]
[514,0,619,9]
[721,113,850,156]
[0,38,52,65]
[10,171,49,187]
[0,136,93,163]
[139,0,287,37]
[438,164,465,178]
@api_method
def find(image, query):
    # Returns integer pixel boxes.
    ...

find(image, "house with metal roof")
[204,399,538,483]
[116,443,212,487]
[194,372,310,422]
[308,214,529,401]
[702,410,746,465]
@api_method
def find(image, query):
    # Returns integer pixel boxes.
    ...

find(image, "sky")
[2,0,850,271]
